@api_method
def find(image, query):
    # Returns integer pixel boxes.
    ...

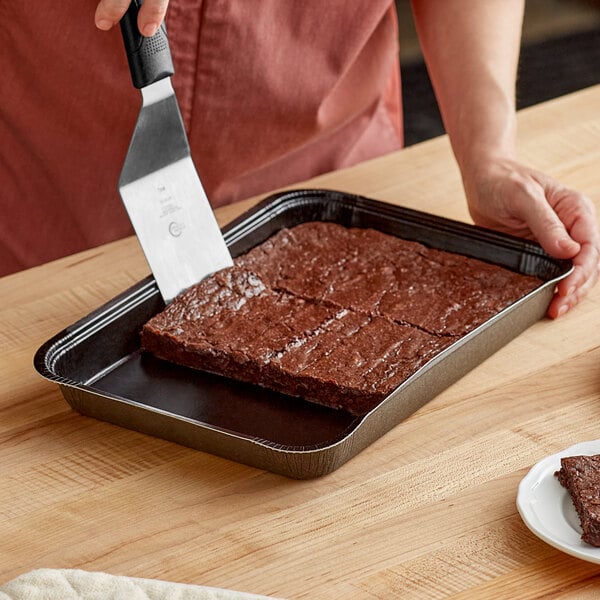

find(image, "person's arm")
[95,0,169,37]
[411,0,600,317]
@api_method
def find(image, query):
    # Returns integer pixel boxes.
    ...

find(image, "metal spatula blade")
[118,1,232,303]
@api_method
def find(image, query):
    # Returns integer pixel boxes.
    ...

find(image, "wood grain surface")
[2,86,600,599]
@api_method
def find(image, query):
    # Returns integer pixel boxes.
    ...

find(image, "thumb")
[521,195,580,259]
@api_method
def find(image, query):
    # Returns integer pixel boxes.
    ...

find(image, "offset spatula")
[118,1,232,303]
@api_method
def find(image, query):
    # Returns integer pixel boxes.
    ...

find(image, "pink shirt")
[0,1,402,276]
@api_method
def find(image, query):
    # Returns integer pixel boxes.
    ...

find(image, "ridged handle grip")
[120,0,174,89]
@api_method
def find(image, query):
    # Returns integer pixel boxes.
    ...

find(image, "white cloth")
[0,569,281,600]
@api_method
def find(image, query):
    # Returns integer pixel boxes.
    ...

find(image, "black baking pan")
[34,189,572,478]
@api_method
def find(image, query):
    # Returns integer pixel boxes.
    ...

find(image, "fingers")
[465,159,600,318]
[545,187,600,317]
[95,0,169,37]
[548,239,600,318]
[137,0,169,37]
[516,180,581,260]
[500,174,600,318]
[557,242,597,292]
[547,248,600,318]
[95,0,131,31]
[550,187,598,256]
[530,215,580,260]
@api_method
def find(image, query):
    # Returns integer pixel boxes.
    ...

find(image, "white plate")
[517,440,600,563]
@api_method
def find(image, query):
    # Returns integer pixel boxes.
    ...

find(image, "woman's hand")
[463,157,600,318]
[95,0,169,37]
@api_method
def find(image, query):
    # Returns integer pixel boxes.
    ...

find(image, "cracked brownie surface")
[556,455,600,547]
[141,222,542,414]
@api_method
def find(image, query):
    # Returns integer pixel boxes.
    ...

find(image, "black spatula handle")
[120,0,174,89]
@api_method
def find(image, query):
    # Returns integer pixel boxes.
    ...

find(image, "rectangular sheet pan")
[34,189,572,478]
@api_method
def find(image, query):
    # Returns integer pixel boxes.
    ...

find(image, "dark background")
[396,0,600,146]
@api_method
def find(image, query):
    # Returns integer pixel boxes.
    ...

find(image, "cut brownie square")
[556,454,600,546]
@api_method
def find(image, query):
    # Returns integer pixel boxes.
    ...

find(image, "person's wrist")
[455,138,517,174]
[448,109,518,178]
[456,148,513,206]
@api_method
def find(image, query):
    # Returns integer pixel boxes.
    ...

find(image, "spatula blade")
[117,4,232,303]
[119,78,232,303]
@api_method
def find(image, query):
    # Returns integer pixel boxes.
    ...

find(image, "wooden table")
[2,85,600,599]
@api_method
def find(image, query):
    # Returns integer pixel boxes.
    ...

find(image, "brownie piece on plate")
[556,454,600,547]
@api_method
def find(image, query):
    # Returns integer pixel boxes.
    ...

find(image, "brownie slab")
[556,454,600,547]
[141,222,542,414]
